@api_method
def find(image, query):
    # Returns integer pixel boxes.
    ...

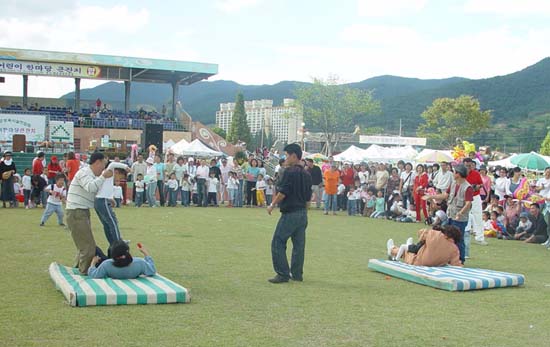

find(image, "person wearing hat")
[0,151,16,208]
[47,156,62,185]
[423,164,473,264]
[88,240,156,279]
[66,152,113,274]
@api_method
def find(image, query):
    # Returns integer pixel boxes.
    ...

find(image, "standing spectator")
[305,159,323,208]
[96,98,102,111]
[130,154,147,203]
[399,163,415,209]
[386,168,401,215]
[66,152,113,274]
[173,156,188,205]
[479,166,492,203]
[145,158,157,207]
[375,163,389,197]
[266,143,312,283]
[209,158,222,202]
[207,171,219,206]
[163,153,176,203]
[464,158,487,245]
[47,156,62,185]
[0,151,16,208]
[134,174,145,207]
[32,151,45,176]
[494,167,511,202]
[65,152,80,185]
[323,164,339,215]
[413,164,429,223]
[245,159,260,207]
[232,158,244,207]
[219,158,232,204]
[153,155,166,207]
[432,162,453,193]
[166,173,179,207]
[195,159,210,207]
[22,168,32,208]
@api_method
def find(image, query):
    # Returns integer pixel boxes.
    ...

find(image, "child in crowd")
[40,174,66,226]
[113,182,123,208]
[485,195,500,213]
[226,171,239,207]
[362,189,375,217]
[166,173,179,207]
[22,168,32,209]
[347,187,358,216]
[388,193,405,219]
[40,169,49,206]
[496,206,506,225]
[370,190,386,218]
[265,178,274,206]
[134,173,145,207]
[180,174,191,206]
[31,174,48,208]
[432,209,448,227]
[482,211,494,236]
[337,179,346,211]
[515,212,532,238]
[191,180,198,205]
[207,171,219,206]
[12,175,21,208]
[504,197,520,231]
[395,204,417,223]
[254,173,266,207]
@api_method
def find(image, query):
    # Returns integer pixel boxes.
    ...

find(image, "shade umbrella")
[415,149,454,163]
[510,152,550,171]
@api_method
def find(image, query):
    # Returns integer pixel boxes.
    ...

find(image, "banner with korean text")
[49,121,74,143]
[0,60,101,78]
[0,114,46,142]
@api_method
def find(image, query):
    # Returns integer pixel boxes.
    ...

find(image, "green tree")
[211,126,227,139]
[417,95,492,148]
[227,92,251,145]
[540,129,550,155]
[294,75,380,155]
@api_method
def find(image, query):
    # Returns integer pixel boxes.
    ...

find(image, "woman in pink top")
[479,166,492,203]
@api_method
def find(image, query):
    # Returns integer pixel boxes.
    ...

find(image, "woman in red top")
[47,156,62,184]
[65,151,80,184]
[413,164,429,222]
[340,163,355,188]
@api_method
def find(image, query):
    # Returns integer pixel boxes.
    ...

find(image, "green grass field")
[1,206,549,347]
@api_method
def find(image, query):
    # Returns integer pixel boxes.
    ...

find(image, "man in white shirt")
[195,159,210,207]
[432,161,454,192]
[66,152,112,274]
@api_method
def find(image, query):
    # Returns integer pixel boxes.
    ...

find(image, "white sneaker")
[387,239,395,258]
[406,237,414,247]
[475,240,488,246]
[395,245,407,261]
[541,240,550,246]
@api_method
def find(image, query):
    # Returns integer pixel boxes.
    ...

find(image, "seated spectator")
[513,203,548,244]
[386,225,462,266]
[515,212,532,237]
[395,203,417,223]
[432,209,448,227]
[504,196,520,231]
[87,240,156,279]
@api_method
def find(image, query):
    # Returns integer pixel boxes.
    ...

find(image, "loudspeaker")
[142,124,163,154]
[12,134,26,152]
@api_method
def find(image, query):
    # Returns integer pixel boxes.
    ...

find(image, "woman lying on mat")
[386,225,462,267]
[88,240,156,279]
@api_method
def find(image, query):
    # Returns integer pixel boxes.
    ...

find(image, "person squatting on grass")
[386,225,462,267]
[66,152,113,275]
[267,143,312,284]
[88,240,156,279]
[40,174,67,226]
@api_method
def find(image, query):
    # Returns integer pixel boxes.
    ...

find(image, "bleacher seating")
[3,104,184,131]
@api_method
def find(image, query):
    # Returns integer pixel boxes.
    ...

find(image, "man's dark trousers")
[271,209,308,280]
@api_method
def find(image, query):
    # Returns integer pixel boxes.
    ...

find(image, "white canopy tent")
[487,155,517,169]
[333,145,367,163]
[163,139,176,150]
[180,139,223,157]
[168,138,190,155]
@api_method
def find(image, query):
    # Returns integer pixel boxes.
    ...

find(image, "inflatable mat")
[368,259,525,291]
[49,262,190,306]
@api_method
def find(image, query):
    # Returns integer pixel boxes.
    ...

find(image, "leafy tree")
[540,129,550,155]
[211,126,227,139]
[227,92,251,145]
[417,95,492,148]
[294,75,380,155]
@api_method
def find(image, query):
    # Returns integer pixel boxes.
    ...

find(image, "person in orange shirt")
[65,151,81,185]
[323,163,340,215]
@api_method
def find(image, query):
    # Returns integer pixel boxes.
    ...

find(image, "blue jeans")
[235,179,244,207]
[94,198,122,245]
[41,203,64,224]
[114,198,121,208]
[156,180,165,206]
[24,189,31,207]
[181,190,190,206]
[271,209,308,280]
[197,178,207,206]
[347,199,357,215]
[228,188,236,205]
[266,194,272,206]
[449,219,467,264]
[324,194,337,212]
[135,191,144,207]
[168,189,177,206]
[146,182,156,207]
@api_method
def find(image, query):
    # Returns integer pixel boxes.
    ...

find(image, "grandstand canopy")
[0,47,218,115]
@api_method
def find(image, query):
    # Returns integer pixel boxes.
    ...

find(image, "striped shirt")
[66,166,106,210]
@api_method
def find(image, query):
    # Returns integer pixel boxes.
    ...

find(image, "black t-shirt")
[278,164,312,213]
[209,166,222,180]
[307,165,323,185]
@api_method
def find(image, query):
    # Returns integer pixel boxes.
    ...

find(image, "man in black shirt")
[305,158,323,208]
[267,143,312,283]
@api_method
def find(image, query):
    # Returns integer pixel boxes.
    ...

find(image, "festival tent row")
[167,138,223,157]
[333,145,418,164]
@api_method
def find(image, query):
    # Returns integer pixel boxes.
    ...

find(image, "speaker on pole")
[142,124,163,154]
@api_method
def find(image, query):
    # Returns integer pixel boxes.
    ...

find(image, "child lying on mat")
[88,240,156,279]
[386,225,462,267]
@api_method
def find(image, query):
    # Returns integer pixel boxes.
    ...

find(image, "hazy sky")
[2,0,550,98]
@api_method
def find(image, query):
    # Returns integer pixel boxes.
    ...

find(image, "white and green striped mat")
[49,262,191,307]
